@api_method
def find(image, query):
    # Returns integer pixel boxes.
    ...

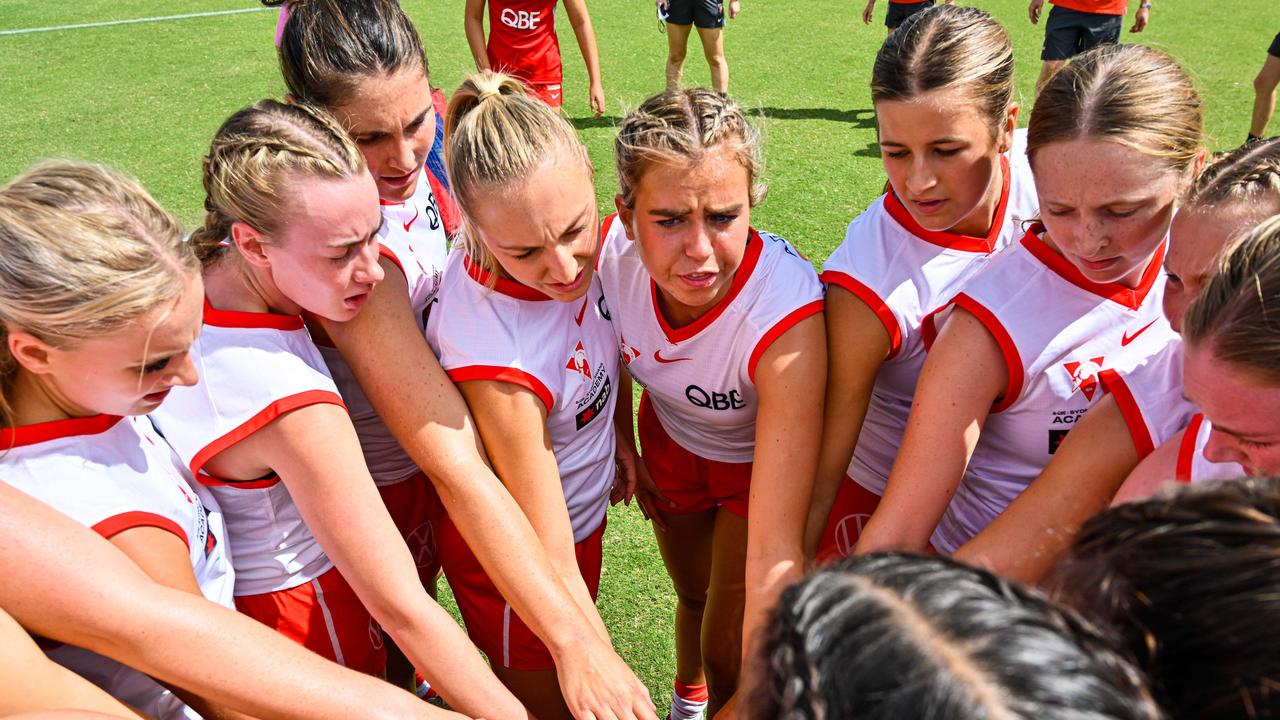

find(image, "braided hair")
[614,88,765,209]
[1186,136,1280,210]
[751,554,1162,720]
[1053,476,1280,719]
[190,99,366,264]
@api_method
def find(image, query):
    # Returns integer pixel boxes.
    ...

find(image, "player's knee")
[703,46,726,66]
[668,46,688,64]
[673,587,708,614]
[1255,71,1278,93]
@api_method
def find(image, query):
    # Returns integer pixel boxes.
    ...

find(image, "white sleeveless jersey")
[930,228,1178,553]
[597,214,825,463]
[316,185,450,485]
[1175,413,1247,484]
[426,250,616,541]
[1,413,234,719]
[1101,338,1197,459]
[151,300,343,596]
[821,130,1038,495]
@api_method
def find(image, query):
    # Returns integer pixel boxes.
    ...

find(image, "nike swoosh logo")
[653,349,691,364]
[403,206,419,232]
[549,93,561,99]
[1121,319,1158,346]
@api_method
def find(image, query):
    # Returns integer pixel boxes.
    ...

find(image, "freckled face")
[1184,342,1280,476]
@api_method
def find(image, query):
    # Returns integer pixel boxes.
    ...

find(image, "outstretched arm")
[0,483,462,720]
[1113,428,1183,504]
[319,263,654,720]
[855,309,1007,554]
[562,0,606,116]
[214,403,525,719]
[805,285,892,559]
[953,394,1140,584]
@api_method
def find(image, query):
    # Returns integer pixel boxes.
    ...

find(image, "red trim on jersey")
[950,293,1024,413]
[93,511,190,551]
[920,303,947,350]
[447,365,553,413]
[188,389,347,486]
[378,243,407,280]
[1020,227,1167,310]
[598,213,618,271]
[463,255,553,302]
[1099,368,1155,460]
[652,230,764,344]
[0,414,122,448]
[748,300,826,383]
[1175,413,1204,484]
[203,298,305,331]
[882,156,1011,254]
[821,271,903,359]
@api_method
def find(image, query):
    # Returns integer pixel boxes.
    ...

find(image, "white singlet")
[596,214,824,463]
[315,181,450,486]
[821,130,1038,495]
[426,251,617,541]
[150,300,343,596]
[929,227,1178,553]
[1175,413,1248,483]
[1,414,233,719]
[1101,338,1197,459]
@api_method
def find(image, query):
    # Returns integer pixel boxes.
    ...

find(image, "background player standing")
[1248,33,1280,144]
[658,0,739,94]
[860,0,954,34]
[465,0,606,116]
[1029,0,1150,92]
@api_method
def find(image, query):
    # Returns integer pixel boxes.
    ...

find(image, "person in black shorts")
[1029,0,1151,93]
[862,0,953,34]
[1249,33,1280,144]
[658,0,740,93]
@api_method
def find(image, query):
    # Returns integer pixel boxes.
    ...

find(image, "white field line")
[0,7,273,37]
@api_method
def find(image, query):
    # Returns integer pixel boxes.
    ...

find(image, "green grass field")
[0,0,1273,709]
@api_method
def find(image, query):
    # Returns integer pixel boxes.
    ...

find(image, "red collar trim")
[883,155,1011,254]
[652,229,763,344]
[462,255,553,301]
[2,414,123,448]
[202,298,305,330]
[1020,225,1167,310]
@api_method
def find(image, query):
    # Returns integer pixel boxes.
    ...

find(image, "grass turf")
[0,0,1273,709]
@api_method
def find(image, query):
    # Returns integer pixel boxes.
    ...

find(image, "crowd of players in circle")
[1,0,1279,719]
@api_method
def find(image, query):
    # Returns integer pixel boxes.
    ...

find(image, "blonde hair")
[0,160,197,430]
[268,0,429,107]
[1182,214,1280,384]
[1184,137,1280,212]
[870,5,1015,137]
[1028,44,1204,176]
[615,88,765,210]
[445,71,585,276]
[190,99,367,264]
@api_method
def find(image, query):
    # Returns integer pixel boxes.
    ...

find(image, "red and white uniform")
[816,134,1038,559]
[1101,339,1197,459]
[1,414,233,719]
[485,0,564,107]
[150,300,385,674]
[929,227,1177,553]
[597,214,823,514]
[1174,413,1247,484]
[424,250,617,669]
[315,177,451,582]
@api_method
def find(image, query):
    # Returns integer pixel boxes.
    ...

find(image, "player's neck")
[204,255,303,318]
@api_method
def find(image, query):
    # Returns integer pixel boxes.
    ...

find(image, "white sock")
[669,680,708,720]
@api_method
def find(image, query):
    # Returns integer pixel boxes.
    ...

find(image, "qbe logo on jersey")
[501,8,543,29]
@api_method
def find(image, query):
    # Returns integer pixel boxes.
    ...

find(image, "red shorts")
[638,393,752,518]
[438,515,605,670]
[815,477,883,564]
[235,566,387,676]
[378,471,444,586]
[526,78,563,109]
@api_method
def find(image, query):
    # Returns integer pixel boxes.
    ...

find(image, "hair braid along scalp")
[1182,213,1280,383]
[871,4,1015,137]
[615,88,765,209]
[1028,44,1204,176]
[0,160,197,431]
[444,70,586,279]
[1186,136,1280,209]
[190,99,366,264]
[270,0,429,107]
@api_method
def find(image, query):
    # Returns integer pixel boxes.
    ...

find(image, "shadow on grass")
[569,115,623,130]
[853,140,881,158]
[759,106,876,128]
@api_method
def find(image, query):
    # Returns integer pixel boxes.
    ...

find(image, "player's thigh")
[654,507,718,601]
[667,20,694,59]
[696,25,726,61]
[1258,50,1280,89]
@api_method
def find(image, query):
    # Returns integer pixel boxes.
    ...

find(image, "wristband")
[1139,1,1151,8]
